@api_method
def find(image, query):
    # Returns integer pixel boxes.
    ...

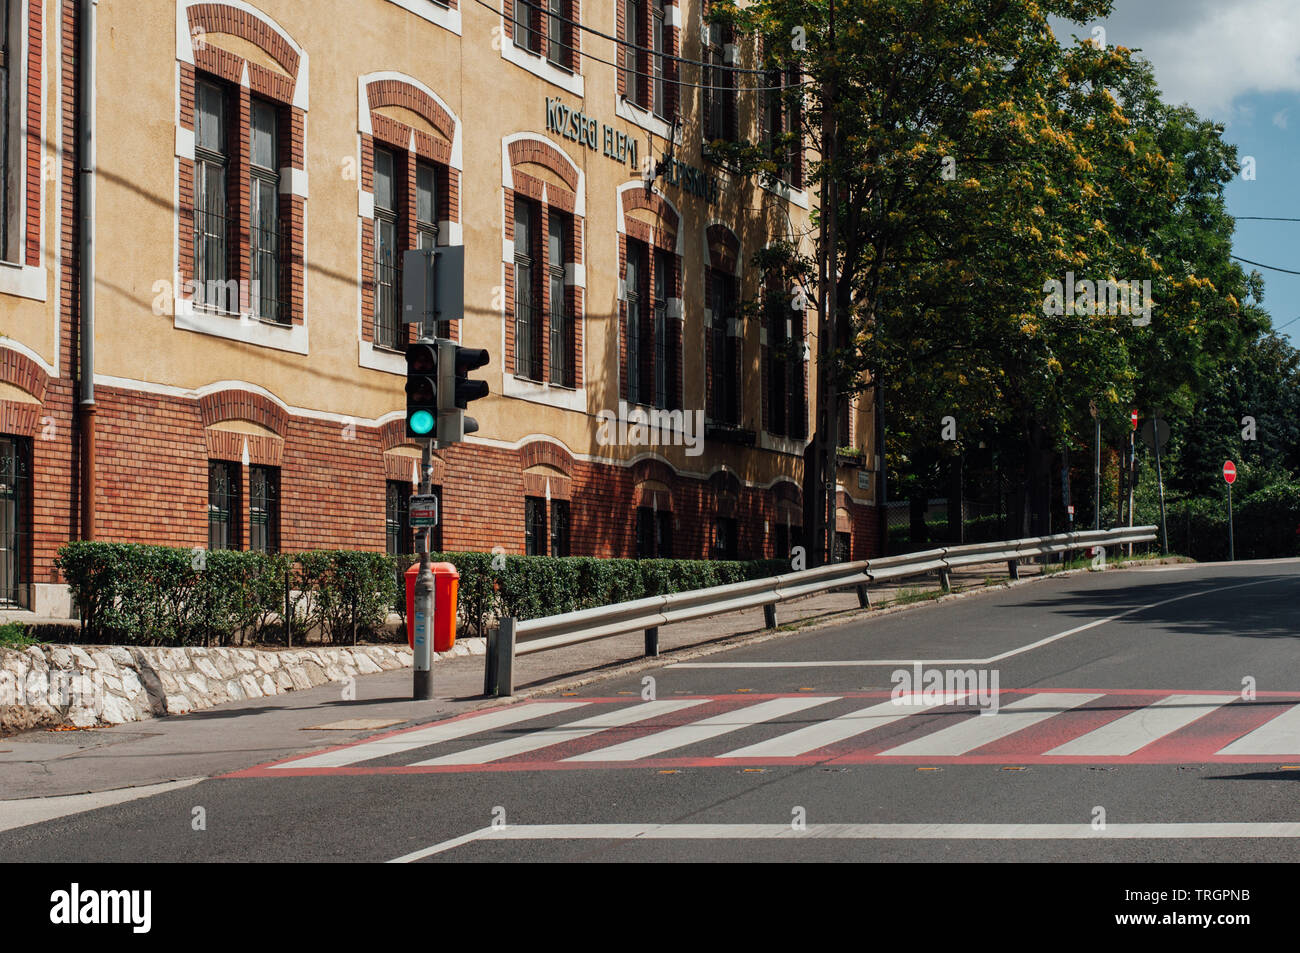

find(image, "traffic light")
[405,340,438,438]
[436,340,490,445]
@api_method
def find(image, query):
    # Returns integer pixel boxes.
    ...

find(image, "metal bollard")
[1007,559,1019,580]
[644,627,659,657]
[857,584,871,608]
[763,604,777,629]
[486,616,516,698]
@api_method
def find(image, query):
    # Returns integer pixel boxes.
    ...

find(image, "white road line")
[878,692,1101,757]
[671,577,1291,668]
[409,700,708,766]
[718,694,972,758]
[564,696,838,762]
[0,778,204,835]
[389,821,1300,859]
[1047,694,1233,756]
[271,702,589,769]
[1217,703,1300,756]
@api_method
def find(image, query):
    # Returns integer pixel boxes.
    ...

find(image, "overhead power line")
[1232,255,1300,276]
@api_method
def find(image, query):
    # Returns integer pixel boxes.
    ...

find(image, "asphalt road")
[3,560,1299,863]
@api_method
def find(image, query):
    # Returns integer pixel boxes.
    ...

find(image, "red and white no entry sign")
[1223,461,1237,484]
[1130,409,1139,430]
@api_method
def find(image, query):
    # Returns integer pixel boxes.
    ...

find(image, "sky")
[1049,0,1300,344]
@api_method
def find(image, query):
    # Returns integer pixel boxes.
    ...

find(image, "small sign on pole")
[410,493,439,528]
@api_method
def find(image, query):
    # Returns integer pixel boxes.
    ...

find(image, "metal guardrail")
[483,526,1159,696]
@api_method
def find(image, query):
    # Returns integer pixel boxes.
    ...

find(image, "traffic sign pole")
[1224,461,1237,562]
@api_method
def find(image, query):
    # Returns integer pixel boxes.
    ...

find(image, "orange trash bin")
[405,562,459,652]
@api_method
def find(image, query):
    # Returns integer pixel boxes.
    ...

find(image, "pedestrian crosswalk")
[240,690,1300,777]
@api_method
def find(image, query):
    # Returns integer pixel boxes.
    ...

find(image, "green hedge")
[388,553,787,637]
[56,542,788,646]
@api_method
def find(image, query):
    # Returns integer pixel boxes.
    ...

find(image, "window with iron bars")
[636,506,673,559]
[550,499,571,557]
[375,149,441,348]
[760,66,803,189]
[250,99,288,325]
[707,268,739,426]
[766,277,806,439]
[249,465,280,554]
[524,496,547,555]
[653,248,676,410]
[702,14,737,145]
[374,146,402,350]
[513,0,542,54]
[621,0,647,107]
[546,0,573,70]
[194,79,233,312]
[548,212,573,387]
[625,239,648,404]
[208,461,240,551]
[514,196,543,380]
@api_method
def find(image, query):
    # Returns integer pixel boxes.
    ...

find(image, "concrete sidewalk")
[0,559,1071,799]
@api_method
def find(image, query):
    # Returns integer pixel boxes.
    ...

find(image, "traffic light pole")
[412,280,438,699]
[412,431,436,700]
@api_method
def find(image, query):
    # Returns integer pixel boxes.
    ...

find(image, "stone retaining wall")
[0,640,482,734]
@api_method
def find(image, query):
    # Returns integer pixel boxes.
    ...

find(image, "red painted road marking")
[224,689,1300,778]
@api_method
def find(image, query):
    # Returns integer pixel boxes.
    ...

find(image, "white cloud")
[1053,0,1300,120]
[1273,108,1290,129]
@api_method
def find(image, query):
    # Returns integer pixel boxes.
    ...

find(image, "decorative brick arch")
[0,344,45,437]
[772,479,803,527]
[379,420,445,483]
[186,3,302,79]
[621,189,680,235]
[507,139,580,192]
[519,439,575,477]
[0,348,50,404]
[706,224,741,275]
[199,388,289,437]
[367,79,457,145]
[632,458,676,487]
[632,458,676,510]
[709,469,742,518]
[773,480,802,506]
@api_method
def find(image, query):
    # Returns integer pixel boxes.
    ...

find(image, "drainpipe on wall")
[77,0,97,540]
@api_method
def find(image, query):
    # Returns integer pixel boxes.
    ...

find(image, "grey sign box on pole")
[402,249,435,325]
[403,246,463,325]
[435,245,464,322]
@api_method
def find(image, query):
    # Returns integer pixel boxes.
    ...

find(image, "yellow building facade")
[0,0,878,616]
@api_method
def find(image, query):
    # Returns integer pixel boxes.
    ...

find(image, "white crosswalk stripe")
[410,700,708,766]
[718,693,973,758]
[1048,694,1233,756]
[877,692,1102,757]
[273,701,589,769]
[1217,703,1300,756]
[266,693,1300,772]
[564,696,840,762]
